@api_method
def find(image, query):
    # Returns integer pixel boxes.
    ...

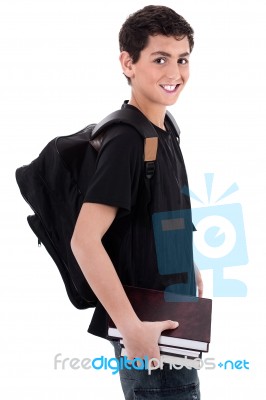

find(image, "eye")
[178,58,189,65]
[154,57,166,65]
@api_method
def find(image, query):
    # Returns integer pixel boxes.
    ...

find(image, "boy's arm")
[71,202,178,361]
[194,262,203,298]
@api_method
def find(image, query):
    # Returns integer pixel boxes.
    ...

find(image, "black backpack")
[15,104,180,309]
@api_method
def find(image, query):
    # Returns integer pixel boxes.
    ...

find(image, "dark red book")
[108,286,212,352]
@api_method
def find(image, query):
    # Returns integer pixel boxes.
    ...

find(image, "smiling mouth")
[160,84,180,93]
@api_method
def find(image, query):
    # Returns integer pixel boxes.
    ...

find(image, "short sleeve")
[84,125,144,212]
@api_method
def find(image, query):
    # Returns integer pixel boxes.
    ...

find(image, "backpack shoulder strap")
[90,106,181,179]
[91,108,159,179]
[165,110,181,140]
[92,108,158,139]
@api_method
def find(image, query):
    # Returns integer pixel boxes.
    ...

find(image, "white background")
[1,0,265,398]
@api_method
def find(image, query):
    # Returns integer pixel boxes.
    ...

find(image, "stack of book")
[107,286,212,369]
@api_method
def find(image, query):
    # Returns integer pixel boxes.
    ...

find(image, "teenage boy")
[71,5,202,399]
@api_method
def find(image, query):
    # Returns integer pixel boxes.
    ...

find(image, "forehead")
[143,34,190,56]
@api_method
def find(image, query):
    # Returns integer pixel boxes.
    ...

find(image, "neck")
[129,96,166,131]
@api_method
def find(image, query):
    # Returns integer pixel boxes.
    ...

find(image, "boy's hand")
[121,319,179,361]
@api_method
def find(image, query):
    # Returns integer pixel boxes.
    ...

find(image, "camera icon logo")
[189,173,249,297]
[192,203,248,269]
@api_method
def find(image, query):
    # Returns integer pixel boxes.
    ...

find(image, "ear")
[119,51,135,79]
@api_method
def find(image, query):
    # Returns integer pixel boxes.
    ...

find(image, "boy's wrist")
[117,316,142,339]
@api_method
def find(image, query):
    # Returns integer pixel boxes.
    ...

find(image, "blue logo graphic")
[187,173,248,297]
[152,173,248,298]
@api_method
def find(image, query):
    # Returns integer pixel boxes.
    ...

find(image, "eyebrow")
[150,51,190,58]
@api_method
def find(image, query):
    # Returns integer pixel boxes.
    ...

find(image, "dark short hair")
[119,5,194,63]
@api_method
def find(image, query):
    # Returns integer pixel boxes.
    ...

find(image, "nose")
[165,62,181,81]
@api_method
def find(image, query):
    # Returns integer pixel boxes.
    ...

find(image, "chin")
[164,98,180,106]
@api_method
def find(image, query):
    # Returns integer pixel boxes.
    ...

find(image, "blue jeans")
[111,341,200,400]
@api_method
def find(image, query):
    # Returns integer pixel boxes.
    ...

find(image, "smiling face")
[120,35,190,115]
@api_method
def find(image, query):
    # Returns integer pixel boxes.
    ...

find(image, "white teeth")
[162,85,176,91]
